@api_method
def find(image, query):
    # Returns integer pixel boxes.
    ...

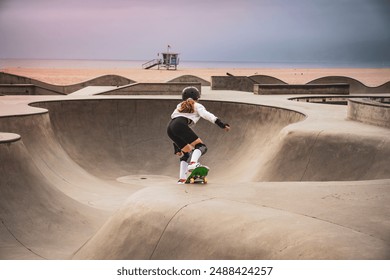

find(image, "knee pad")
[180,152,190,162]
[195,143,208,155]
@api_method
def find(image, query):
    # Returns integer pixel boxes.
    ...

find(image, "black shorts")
[167,117,199,149]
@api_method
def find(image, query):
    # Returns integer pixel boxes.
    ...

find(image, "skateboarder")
[167,86,230,184]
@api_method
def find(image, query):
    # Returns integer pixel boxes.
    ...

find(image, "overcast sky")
[0,0,389,65]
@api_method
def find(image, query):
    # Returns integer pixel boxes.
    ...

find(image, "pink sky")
[0,0,389,66]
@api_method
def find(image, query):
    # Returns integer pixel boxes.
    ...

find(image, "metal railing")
[142,59,161,69]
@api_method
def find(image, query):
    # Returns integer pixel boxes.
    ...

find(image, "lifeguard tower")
[142,45,179,70]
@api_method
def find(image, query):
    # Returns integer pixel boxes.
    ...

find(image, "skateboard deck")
[186,166,209,184]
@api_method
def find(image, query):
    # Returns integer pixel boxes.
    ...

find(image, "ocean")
[0,59,387,69]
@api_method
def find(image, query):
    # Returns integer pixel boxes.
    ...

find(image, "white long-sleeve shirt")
[171,102,217,125]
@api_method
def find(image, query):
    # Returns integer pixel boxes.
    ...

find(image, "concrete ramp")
[73,185,390,260]
[31,99,306,182]
[0,138,107,259]
[69,86,117,96]
[1,93,390,259]
[0,105,143,259]
[31,99,390,182]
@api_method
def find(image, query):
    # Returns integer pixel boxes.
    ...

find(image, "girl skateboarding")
[167,86,230,184]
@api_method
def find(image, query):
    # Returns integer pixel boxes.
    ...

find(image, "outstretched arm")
[195,103,230,131]
[196,103,218,123]
[215,118,230,131]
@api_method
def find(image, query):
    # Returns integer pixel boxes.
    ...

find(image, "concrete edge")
[348,98,390,129]
[0,132,21,143]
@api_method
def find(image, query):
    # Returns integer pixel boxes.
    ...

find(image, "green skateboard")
[186,166,209,184]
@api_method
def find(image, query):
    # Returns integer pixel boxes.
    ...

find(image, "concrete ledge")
[254,84,350,95]
[211,74,390,94]
[211,75,288,92]
[211,76,254,92]
[308,76,390,94]
[99,82,201,95]
[0,81,199,96]
[0,132,21,143]
[167,75,210,86]
[0,84,65,95]
[348,98,390,129]
[0,72,134,94]
[290,95,390,105]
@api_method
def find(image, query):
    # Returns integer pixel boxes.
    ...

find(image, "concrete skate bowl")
[1,97,390,260]
[29,99,307,182]
[30,99,390,183]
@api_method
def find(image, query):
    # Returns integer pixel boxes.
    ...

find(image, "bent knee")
[195,143,208,155]
[180,152,191,162]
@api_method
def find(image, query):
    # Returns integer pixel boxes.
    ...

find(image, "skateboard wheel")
[204,177,208,184]
[190,178,195,184]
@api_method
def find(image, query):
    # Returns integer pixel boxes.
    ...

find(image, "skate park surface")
[1,85,390,260]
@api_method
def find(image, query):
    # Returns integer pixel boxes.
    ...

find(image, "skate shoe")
[177,179,186,184]
[187,162,201,172]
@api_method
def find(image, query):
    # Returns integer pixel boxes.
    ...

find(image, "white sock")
[190,149,202,163]
[179,161,188,179]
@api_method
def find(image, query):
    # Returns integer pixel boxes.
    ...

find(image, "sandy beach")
[2,67,390,87]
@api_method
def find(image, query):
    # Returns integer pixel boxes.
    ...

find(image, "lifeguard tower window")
[142,52,180,70]
[160,52,179,70]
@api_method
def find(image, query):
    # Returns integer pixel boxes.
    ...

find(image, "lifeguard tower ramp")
[142,59,161,69]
